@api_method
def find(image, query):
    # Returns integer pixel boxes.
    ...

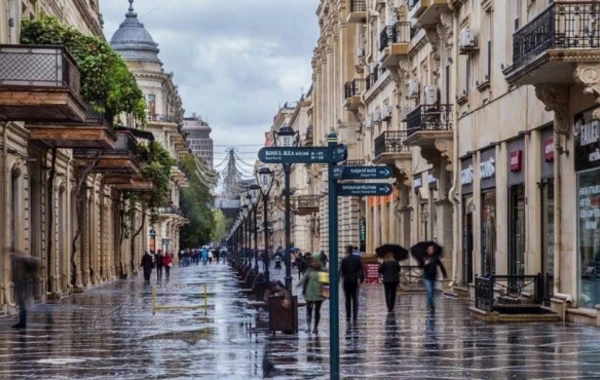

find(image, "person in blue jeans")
[421,245,447,313]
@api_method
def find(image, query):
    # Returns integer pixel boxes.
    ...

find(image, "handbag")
[318,271,330,299]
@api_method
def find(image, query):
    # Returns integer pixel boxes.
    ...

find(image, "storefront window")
[542,182,554,301]
[578,170,600,308]
[481,191,496,275]
[462,196,474,285]
[509,184,526,277]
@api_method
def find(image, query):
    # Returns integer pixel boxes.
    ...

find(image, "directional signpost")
[332,165,393,180]
[258,138,395,380]
[336,182,393,197]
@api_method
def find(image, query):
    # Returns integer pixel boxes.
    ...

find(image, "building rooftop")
[110,0,162,65]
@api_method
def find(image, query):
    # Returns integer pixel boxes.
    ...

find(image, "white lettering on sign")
[265,151,282,156]
[576,118,600,146]
[413,178,422,188]
[283,150,309,156]
[350,168,377,174]
[461,165,474,185]
[590,149,600,163]
[480,158,495,179]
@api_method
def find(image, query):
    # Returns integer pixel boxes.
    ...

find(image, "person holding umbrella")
[411,242,447,312]
[376,244,407,313]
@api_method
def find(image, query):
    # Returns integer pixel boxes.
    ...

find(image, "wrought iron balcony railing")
[406,104,453,136]
[0,45,81,94]
[475,274,542,312]
[512,2,600,68]
[366,65,379,91]
[350,0,366,12]
[379,22,412,52]
[296,195,320,210]
[148,114,178,123]
[344,78,364,99]
[74,131,138,157]
[374,131,411,158]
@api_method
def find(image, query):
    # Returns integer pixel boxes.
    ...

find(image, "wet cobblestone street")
[2,263,600,379]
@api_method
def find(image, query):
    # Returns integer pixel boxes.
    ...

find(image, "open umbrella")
[410,241,443,265]
[375,244,409,261]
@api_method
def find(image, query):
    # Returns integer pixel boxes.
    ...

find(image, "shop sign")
[480,158,495,179]
[544,137,554,162]
[362,263,381,284]
[359,218,366,244]
[575,118,600,146]
[460,165,474,185]
[510,150,523,172]
[574,110,600,171]
[413,178,422,189]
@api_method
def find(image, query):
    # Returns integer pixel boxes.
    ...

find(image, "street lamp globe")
[274,125,299,147]
[256,167,274,197]
[249,184,260,205]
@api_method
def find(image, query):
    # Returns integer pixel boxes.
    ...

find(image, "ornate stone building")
[110,1,189,255]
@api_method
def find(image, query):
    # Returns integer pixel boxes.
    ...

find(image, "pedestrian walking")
[420,244,447,312]
[319,251,329,268]
[155,250,164,281]
[215,249,220,264]
[201,246,209,265]
[163,252,173,280]
[379,253,401,312]
[296,252,307,280]
[10,251,40,329]
[299,255,328,334]
[340,245,365,322]
[208,249,213,264]
[141,251,153,282]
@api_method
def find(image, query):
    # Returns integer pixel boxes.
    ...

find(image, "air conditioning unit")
[424,85,438,105]
[365,114,373,129]
[381,105,392,121]
[373,108,382,123]
[408,80,419,98]
[459,27,477,53]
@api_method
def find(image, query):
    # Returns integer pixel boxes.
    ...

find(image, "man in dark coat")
[155,250,164,281]
[340,245,365,322]
[11,252,40,329]
[141,251,153,282]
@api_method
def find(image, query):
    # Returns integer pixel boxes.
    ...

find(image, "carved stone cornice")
[393,157,413,187]
[574,63,600,120]
[534,84,570,136]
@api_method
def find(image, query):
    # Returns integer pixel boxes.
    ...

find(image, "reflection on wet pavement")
[1,263,600,379]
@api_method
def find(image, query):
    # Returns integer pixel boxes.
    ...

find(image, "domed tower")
[110,0,162,67]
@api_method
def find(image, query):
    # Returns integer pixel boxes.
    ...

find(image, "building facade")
[183,115,213,169]
[110,1,189,256]
[300,0,600,325]
[0,0,148,316]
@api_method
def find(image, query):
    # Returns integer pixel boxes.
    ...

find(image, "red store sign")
[510,150,523,172]
[544,136,554,162]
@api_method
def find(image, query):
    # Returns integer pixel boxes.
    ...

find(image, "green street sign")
[333,165,393,180]
[258,147,329,164]
[336,183,393,197]
[331,144,348,163]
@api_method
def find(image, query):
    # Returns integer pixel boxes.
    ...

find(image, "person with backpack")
[299,255,328,334]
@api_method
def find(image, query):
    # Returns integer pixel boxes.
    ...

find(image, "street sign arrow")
[258,147,329,164]
[331,144,348,163]
[336,183,394,197]
[336,165,393,180]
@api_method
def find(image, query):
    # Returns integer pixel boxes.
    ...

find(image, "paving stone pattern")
[0,263,600,379]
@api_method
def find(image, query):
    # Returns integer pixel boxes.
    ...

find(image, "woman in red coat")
[162,252,174,280]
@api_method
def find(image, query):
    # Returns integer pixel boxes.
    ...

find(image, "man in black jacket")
[340,245,364,322]
[422,245,447,312]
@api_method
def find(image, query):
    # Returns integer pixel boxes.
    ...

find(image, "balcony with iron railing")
[347,0,367,23]
[73,130,141,176]
[373,131,411,164]
[409,0,451,27]
[0,44,87,122]
[406,104,452,137]
[505,2,600,85]
[381,22,412,68]
[344,78,365,111]
[295,195,320,216]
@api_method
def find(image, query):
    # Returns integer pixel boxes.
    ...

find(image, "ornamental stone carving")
[574,64,600,120]
[534,84,570,136]
[435,138,453,167]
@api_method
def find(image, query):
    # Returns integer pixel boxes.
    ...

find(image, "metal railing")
[86,99,114,127]
[148,114,178,123]
[400,266,423,287]
[406,104,453,136]
[350,0,366,12]
[344,78,364,99]
[74,131,138,158]
[374,131,411,158]
[379,22,412,52]
[512,2,600,68]
[475,273,542,312]
[0,45,81,94]
[296,195,320,210]
[366,65,379,91]
[159,206,184,216]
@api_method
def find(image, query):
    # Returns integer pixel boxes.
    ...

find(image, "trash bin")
[268,295,298,334]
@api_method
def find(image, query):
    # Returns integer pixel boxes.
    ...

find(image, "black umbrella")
[375,244,409,261]
[410,241,443,265]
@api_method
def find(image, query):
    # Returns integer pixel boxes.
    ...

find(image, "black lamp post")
[273,124,300,292]
[256,167,274,282]
[248,185,260,271]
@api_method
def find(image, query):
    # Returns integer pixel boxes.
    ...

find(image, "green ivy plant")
[20,15,147,127]
[136,141,175,224]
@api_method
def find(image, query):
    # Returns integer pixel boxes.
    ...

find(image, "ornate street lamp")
[272,125,299,291]
[248,184,260,271]
[241,205,249,264]
[256,167,274,282]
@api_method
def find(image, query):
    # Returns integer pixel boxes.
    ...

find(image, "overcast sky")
[102,0,318,170]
